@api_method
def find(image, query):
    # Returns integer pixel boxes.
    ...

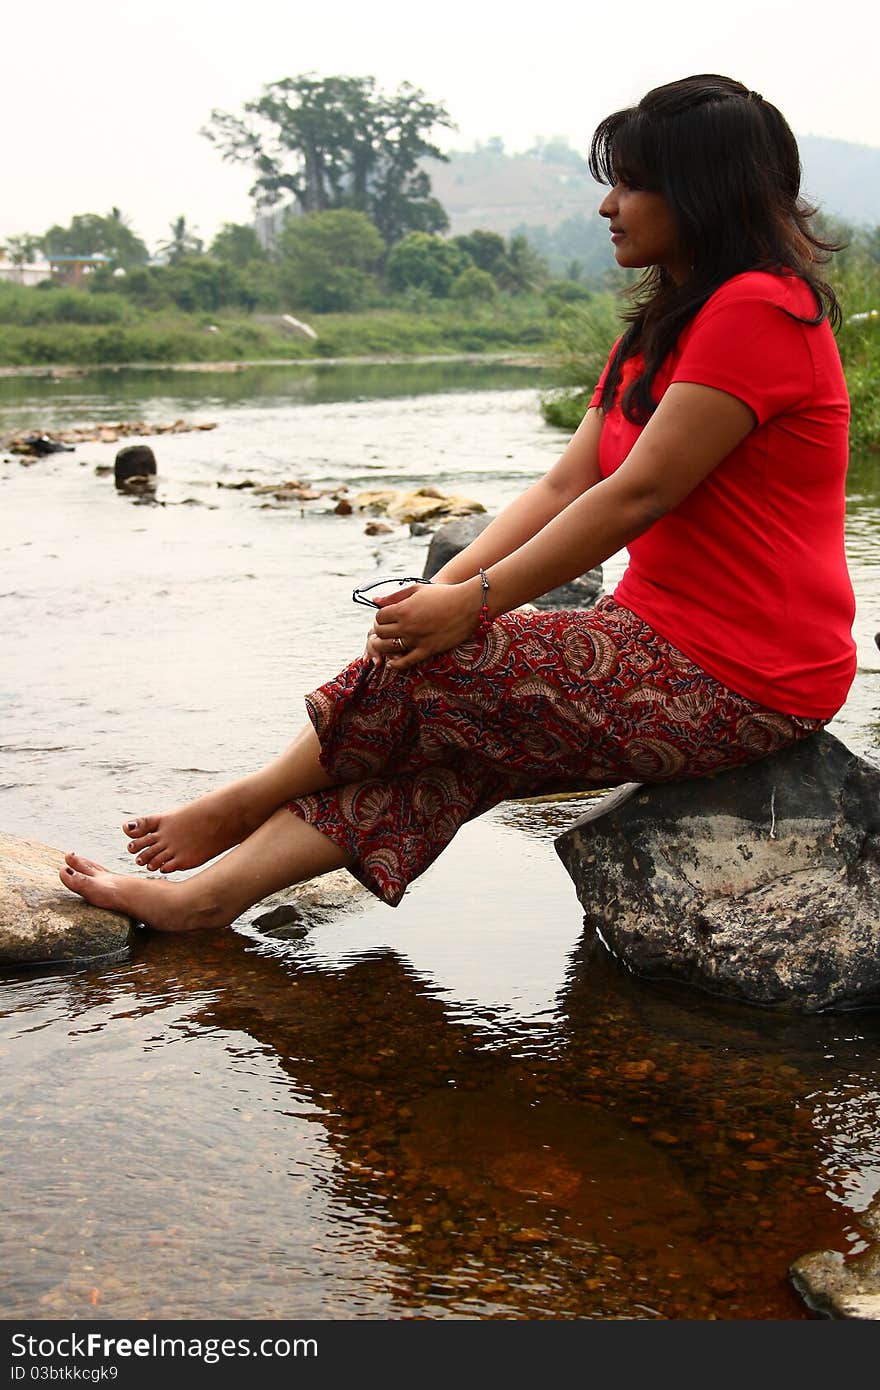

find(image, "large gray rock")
[791,1194,880,1318]
[422,514,492,577]
[423,514,603,609]
[554,732,880,1013]
[0,833,133,965]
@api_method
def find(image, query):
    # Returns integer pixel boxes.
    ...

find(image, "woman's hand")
[364,579,484,671]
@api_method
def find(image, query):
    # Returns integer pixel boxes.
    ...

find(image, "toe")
[123,816,159,838]
[64,852,107,874]
[60,864,92,897]
[136,844,166,867]
[128,832,159,854]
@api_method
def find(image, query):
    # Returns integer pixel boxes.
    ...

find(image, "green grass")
[0,290,557,368]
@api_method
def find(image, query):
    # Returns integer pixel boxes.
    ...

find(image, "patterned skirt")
[288,597,824,906]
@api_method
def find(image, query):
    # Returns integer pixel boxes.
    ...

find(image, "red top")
[589,270,856,718]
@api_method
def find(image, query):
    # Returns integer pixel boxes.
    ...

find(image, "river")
[0,360,878,1320]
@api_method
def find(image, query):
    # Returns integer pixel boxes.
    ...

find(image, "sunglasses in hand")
[352,577,433,609]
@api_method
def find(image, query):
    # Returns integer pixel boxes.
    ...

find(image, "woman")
[61,74,856,931]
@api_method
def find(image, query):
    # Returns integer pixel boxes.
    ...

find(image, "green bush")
[830,247,880,453]
[539,292,620,427]
[450,267,498,303]
[386,233,471,297]
[0,282,130,325]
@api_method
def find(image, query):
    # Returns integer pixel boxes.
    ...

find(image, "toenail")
[65,867,74,876]
[126,821,137,831]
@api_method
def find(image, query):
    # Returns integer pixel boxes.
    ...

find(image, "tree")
[450,230,509,281]
[202,73,455,246]
[496,234,548,293]
[450,267,498,304]
[157,216,204,265]
[278,209,384,311]
[210,222,265,266]
[386,233,471,297]
[41,211,149,267]
[2,232,43,265]
[526,135,586,171]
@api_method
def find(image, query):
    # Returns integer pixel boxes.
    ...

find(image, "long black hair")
[590,74,841,423]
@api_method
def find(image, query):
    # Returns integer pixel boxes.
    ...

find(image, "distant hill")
[799,135,880,226]
[423,135,880,276]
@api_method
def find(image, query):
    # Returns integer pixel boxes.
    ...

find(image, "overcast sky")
[2,0,877,254]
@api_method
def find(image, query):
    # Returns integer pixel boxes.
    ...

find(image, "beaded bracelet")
[478,566,491,631]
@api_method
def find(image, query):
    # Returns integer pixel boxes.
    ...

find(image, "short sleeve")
[670,287,815,424]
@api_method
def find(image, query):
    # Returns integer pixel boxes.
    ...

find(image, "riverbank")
[0,295,557,369]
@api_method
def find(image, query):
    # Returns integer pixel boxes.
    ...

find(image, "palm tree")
[157,215,203,265]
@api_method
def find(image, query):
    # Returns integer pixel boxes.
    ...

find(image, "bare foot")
[121,785,264,873]
[60,853,231,932]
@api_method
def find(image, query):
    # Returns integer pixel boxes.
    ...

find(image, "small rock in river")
[115,444,157,492]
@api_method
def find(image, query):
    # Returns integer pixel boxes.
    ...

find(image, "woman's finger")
[386,646,424,672]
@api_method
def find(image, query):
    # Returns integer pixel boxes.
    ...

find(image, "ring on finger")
[393,636,408,653]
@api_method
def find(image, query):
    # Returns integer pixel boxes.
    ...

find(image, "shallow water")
[1,361,878,1320]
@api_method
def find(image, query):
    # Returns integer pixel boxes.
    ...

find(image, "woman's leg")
[122,724,334,873]
[65,806,351,932]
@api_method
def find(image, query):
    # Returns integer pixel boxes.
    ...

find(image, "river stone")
[554,731,880,1013]
[423,514,493,577]
[385,488,485,525]
[114,444,157,492]
[791,1194,880,1318]
[423,514,603,609]
[249,868,371,937]
[0,832,134,965]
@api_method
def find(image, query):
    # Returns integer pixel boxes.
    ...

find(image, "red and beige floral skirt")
[288,597,823,906]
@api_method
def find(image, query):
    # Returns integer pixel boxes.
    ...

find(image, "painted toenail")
[65,867,74,876]
[126,822,137,830]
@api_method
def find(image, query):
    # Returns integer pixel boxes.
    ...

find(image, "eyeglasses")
[352,576,433,609]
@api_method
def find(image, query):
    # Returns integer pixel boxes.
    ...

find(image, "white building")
[0,258,53,287]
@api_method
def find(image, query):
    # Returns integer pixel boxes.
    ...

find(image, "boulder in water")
[554,731,880,1012]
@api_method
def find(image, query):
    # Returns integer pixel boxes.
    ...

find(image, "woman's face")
[598,181,690,284]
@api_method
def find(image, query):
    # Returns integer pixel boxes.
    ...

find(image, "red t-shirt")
[589,270,856,718]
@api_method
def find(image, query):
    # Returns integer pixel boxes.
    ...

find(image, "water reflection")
[0,360,557,432]
[3,919,879,1321]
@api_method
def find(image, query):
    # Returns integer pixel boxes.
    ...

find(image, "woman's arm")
[372,381,755,667]
[431,405,604,583]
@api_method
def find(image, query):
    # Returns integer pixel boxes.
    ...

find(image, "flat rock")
[248,868,372,937]
[0,832,133,966]
[554,731,880,1012]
